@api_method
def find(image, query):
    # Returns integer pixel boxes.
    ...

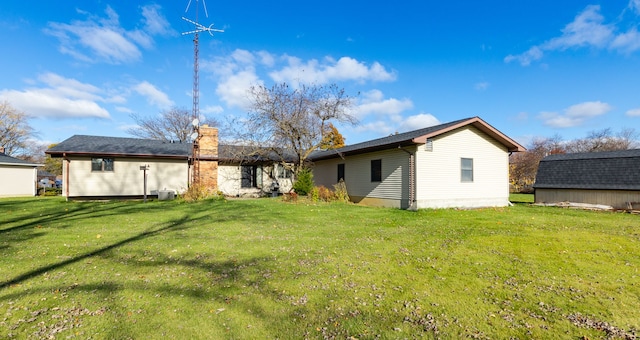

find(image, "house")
[217,145,295,197]
[0,147,42,197]
[533,149,640,209]
[309,117,525,209]
[45,126,293,200]
[37,170,58,188]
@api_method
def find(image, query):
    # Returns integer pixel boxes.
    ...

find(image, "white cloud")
[504,47,543,66]
[545,5,613,49]
[505,4,640,65]
[269,56,396,85]
[0,89,110,119]
[538,101,612,128]
[626,108,640,116]
[133,81,174,108]
[37,72,102,101]
[115,106,134,113]
[610,27,640,53]
[44,4,172,64]
[202,105,224,114]
[353,90,413,119]
[0,73,111,119]
[630,0,640,14]
[397,113,440,132]
[216,70,262,109]
[205,49,398,112]
[354,120,396,136]
[140,4,174,36]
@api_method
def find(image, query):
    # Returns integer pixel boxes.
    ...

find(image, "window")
[337,163,345,182]
[371,159,382,182]
[91,158,114,172]
[241,165,262,188]
[461,158,473,182]
[277,165,293,179]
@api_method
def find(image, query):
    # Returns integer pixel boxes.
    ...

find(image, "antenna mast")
[182,0,223,184]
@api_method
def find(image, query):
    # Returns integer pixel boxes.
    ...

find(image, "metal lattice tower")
[182,0,223,184]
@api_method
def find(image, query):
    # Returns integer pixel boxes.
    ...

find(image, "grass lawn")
[509,193,534,204]
[1,197,639,339]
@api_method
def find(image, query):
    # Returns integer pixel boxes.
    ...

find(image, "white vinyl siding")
[0,165,38,197]
[461,158,473,182]
[414,126,509,208]
[64,156,188,197]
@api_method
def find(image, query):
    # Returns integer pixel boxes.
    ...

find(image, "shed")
[0,149,42,197]
[533,149,640,209]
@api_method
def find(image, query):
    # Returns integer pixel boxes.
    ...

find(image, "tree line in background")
[0,101,61,175]
[509,128,639,193]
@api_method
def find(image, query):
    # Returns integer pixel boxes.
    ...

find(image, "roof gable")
[534,149,640,190]
[310,116,524,161]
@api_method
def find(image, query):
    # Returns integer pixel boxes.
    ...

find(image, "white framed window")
[461,158,473,182]
[91,158,114,172]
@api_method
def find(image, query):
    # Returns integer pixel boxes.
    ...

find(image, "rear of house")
[62,155,189,198]
[534,149,640,209]
[311,117,524,209]
[46,127,296,200]
[47,135,192,200]
[413,124,512,209]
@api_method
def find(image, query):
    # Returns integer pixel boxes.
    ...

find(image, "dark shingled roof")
[46,135,192,158]
[46,135,295,162]
[309,116,525,161]
[217,145,297,163]
[534,149,640,190]
[0,153,41,166]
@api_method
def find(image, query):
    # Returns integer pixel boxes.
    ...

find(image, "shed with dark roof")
[533,149,640,209]
[0,150,42,197]
[310,117,525,209]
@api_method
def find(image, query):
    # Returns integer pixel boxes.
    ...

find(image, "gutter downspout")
[398,146,416,211]
[63,153,70,200]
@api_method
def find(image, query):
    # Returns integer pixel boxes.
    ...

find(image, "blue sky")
[1,0,640,148]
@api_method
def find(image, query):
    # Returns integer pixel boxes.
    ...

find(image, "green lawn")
[1,197,638,339]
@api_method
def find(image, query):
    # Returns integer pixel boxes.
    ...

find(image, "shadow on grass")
[0,198,173,235]
[0,215,193,289]
[0,198,272,291]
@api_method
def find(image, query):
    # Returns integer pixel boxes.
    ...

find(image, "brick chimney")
[0,146,4,154]
[197,125,219,191]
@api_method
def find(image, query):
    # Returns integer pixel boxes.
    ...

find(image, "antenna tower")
[182,0,223,184]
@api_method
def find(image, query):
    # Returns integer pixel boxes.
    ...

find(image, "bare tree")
[0,101,36,157]
[235,83,356,172]
[565,128,639,153]
[127,107,219,142]
[509,135,564,193]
